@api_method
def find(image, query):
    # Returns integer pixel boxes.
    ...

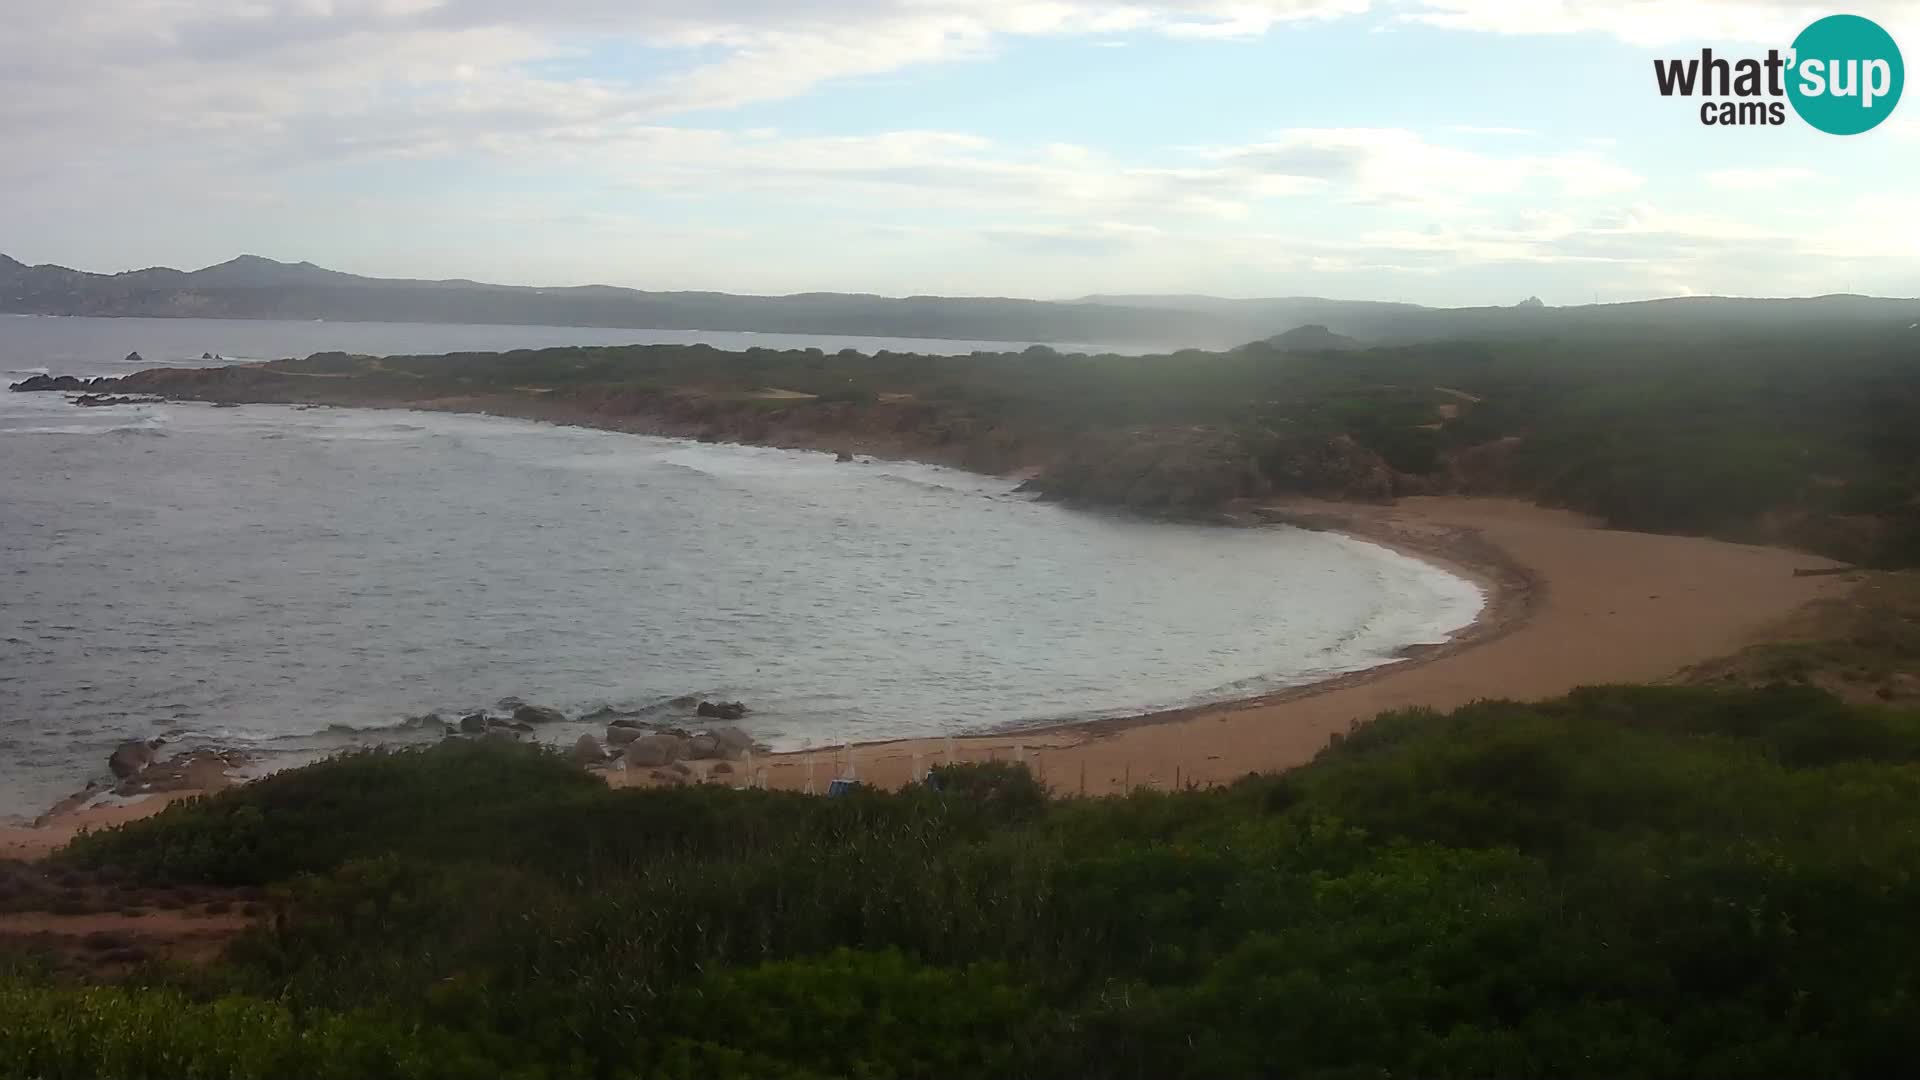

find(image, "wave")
[319,713,448,736]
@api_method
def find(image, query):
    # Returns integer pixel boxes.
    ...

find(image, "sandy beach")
[3,495,1851,853]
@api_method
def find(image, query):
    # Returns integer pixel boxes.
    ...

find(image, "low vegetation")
[111,320,1920,565]
[6,683,1920,1077]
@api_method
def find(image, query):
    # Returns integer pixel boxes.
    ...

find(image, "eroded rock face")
[1018,428,1270,514]
[1260,433,1395,503]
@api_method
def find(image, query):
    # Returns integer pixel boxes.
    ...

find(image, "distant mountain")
[1260,324,1363,352]
[3,254,1917,349]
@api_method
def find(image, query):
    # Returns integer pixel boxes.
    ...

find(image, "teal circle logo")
[1788,14,1904,134]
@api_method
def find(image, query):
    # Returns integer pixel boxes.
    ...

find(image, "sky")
[1,0,1917,304]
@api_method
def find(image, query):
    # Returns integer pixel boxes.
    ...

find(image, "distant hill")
[1260,324,1363,352]
[3,253,1916,348]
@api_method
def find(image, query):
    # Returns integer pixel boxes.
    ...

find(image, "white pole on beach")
[743,749,754,791]
[805,742,816,795]
[910,750,922,784]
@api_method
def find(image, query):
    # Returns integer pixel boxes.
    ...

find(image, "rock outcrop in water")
[10,374,90,392]
[108,740,156,780]
[512,704,565,726]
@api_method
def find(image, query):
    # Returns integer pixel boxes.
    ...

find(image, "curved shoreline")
[758,495,1846,797]
[2,397,1853,844]
[982,501,1540,742]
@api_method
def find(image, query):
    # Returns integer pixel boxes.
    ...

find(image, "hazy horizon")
[9,251,1917,309]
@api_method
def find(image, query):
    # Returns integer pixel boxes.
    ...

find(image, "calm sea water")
[0,316,1480,820]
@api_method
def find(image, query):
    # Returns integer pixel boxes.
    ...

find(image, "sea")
[0,315,1483,820]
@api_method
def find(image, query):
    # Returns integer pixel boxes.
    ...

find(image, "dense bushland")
[7,683,1920,1077]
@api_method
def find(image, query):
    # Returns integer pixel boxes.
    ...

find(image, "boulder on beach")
[605,724,645,747]
[459,712,487,734]
[623,733,686,767]
[107,740,155,780]
[572,734,606,765]
[513,704,565,726]
[608,717,645,730]
[709,726,755,760]
[696,700,748,721]
[485,726,521,742]
[836,450,855,463]
[496,696,526,711]
[687,734,720,760]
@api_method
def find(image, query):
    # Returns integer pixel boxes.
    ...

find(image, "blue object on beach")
[826,778,863,797]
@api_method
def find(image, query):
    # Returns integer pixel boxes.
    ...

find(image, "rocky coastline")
[10,360,1469,519]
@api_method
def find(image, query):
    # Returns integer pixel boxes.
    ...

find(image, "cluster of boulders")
[437,697,767,777]
[103,737,247,796]
[599,719,757,766]
[442,699,566,740]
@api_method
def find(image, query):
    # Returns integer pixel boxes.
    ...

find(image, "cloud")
[1399,1,1920,47]
[1703,166,1816,190]
[0,0,1913,302]
[0,0,1376,176]
[1205,128,1641,210]
[979,222,1165,255]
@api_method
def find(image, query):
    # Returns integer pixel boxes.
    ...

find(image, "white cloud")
[0,0,1914,301]
[1206,128,1641,210]
[1400,1,1920,47]
[0,0,1376,171]
[1703,166,1816,190]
